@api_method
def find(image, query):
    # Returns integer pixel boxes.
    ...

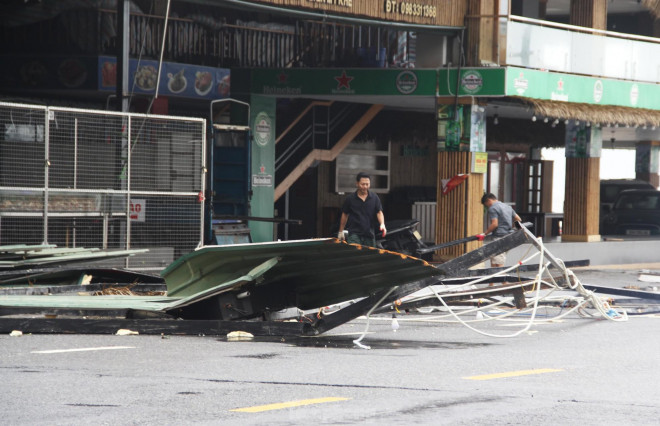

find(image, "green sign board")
[437,68,507,97]
[506,66,660,110]
[248,68,437,96]
[437,104,486,152]
[565,123,602,158]
[249,95,276,243]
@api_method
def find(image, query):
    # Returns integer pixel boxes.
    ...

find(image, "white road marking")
[31,346,136,354]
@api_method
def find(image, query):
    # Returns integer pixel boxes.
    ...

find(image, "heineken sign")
[437,68,506,97]
[254,112,272,147]
[505,67,660,110]
[249,68,436,96]
[235,67,660,112]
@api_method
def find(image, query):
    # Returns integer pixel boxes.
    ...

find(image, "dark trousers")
[346,233,376,248]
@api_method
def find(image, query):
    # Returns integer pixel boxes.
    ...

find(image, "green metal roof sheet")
[162,239,442,310]
[0,239,443,314]
[0,244,58,253]
[0,294,175,311]
[0,256,279,312]
[0,249,149,268]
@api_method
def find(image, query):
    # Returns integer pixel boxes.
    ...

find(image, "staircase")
[274,101,384,201]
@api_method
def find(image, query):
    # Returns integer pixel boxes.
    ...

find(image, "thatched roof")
[517,97,660,129]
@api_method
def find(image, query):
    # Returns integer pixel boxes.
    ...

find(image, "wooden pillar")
[562,157,600,242]
[466,0,497,66]
[570,0,607,30]
[436,152,484,258]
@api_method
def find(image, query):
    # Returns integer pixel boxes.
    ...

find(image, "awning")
[519,97,660,129]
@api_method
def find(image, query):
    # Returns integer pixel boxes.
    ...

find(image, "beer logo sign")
[593,80,603,103]
[254,112,272,147]
[630,84,639,106]
[396,71,418,95]
[461,70,483,94]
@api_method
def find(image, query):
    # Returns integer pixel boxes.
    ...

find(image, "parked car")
[600,179,655,216]
[601,189,660,236]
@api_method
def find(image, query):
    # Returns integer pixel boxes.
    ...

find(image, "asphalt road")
[2,272,659,426]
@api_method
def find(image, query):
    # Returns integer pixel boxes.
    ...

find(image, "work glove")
[337,231,346,241]
[379,223,387,237]
[476,233,486,241]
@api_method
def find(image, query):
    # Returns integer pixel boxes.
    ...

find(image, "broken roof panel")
[0,244,149,269]
[162,238,442,310]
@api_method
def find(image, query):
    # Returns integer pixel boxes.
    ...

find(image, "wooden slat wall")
[465,164,484,253]
[563,157,600,241]
[390,141,437,188]
[541,160,554,213]
[569,0,607,30]
[466,0,496,66]
[252,0,467,27]
[435,152,484,258]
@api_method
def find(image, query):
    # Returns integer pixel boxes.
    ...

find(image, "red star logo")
[277,72,287,84]
[260,165,266,174]
[334,70,354,90]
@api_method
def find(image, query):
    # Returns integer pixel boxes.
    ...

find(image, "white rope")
[351,231,626,347]
[415,234,627,337]
[353,286,398,350]
[424,236,547,338]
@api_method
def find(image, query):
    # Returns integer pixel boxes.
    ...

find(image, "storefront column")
[436,152,484,258]
[435,103,487,259]
[562,123,602,242]
[563,158,600,241]
[569,0,607,30]
[635,141,660,188]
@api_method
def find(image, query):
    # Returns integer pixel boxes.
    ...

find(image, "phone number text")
[384,0,437,18]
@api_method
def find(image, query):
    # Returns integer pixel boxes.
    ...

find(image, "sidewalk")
[506,238,660,267]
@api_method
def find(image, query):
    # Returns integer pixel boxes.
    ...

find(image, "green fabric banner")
[249,95,276,242]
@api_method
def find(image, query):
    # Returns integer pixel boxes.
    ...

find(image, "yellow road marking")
[464,368,563,381]
[231,397,350,413]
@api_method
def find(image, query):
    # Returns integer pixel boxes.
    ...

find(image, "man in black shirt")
[338,172,386,247]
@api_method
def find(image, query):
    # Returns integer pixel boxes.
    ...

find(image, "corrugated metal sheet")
[0,245,149,269]
[0,239,442,314]
[162,238,442,310]
[0,295,174,311]
[412,202,436,243]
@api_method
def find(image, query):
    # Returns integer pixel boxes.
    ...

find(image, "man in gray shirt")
[480,193,522,267]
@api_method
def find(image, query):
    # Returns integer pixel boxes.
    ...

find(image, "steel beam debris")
[1,225,656,337]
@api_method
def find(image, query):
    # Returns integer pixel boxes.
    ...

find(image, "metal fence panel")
[0,102,205,271]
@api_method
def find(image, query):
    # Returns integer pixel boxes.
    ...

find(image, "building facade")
[1,0,659,257]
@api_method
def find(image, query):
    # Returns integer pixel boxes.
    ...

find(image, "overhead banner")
[506,66,660,110]
[98,56,230,100]
[247,68,437,96]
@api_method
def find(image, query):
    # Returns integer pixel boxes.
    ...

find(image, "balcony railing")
[504,16,660,83]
